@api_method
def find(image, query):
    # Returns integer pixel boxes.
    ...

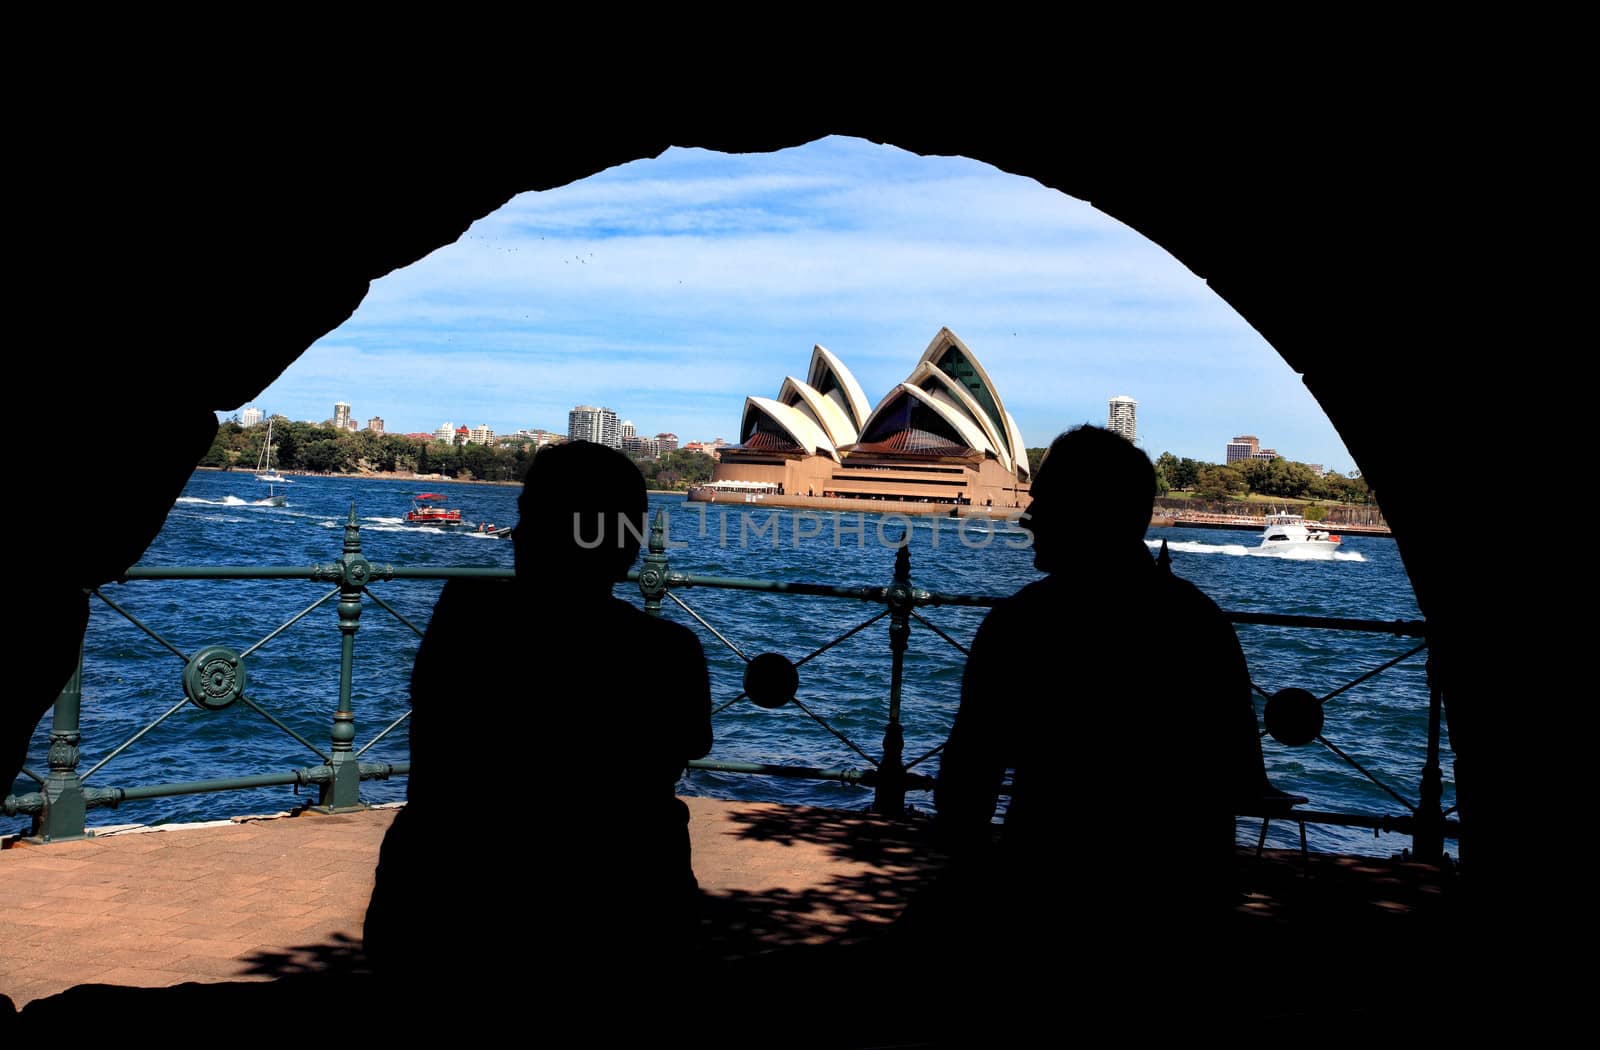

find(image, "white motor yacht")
[1249,512,1344,558]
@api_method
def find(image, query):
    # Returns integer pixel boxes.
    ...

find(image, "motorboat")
[1250,511,1343,556]
[405,493,467,526]
[254,418,291,484]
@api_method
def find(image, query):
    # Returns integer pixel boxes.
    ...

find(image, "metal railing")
[4,505,1455,860]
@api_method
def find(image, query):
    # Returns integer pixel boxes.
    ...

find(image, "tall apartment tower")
[1106,396,1138,442]
[334,402,352,431]
[367,417,384,435]
[568,406,621,447]
[241,407,264,427]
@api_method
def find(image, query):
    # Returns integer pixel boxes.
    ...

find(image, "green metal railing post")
[1413,652,1446,861]
[874,538,912,816]
[638,508,669,617]
[37,642,88,840]
[317,503,368,811]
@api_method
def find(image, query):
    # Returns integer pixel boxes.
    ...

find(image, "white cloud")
[234,137,1352,471]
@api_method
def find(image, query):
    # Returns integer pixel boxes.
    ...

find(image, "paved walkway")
[1,798,941,1008]
[4,797,1460,1028]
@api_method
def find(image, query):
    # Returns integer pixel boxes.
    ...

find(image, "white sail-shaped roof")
[806,345,871,435]
[1003,410,1030,482]
[740,396,841,462]
[916,327,1015,461]
[905,361,1015,474]
[778,376,860,446]
[857,383,998,459]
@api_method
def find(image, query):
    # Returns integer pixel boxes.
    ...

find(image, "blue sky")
[224,136,1355,472]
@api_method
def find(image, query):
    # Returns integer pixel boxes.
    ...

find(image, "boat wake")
[179,495,293,511]
[178,496,253,507]
[331,520,456,535]
[1146,539,1365,562]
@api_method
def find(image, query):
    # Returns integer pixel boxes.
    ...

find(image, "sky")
[223,136,1356,473]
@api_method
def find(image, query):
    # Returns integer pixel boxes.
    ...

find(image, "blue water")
[7,471,1446,858]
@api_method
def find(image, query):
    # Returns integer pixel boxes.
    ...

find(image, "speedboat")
[1250,511,1342,557]
[252,485,287,508]
[405,493,467,526]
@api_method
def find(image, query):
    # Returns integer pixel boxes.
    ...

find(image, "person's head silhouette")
[513,441,648,591]
[1022,425,1154,572]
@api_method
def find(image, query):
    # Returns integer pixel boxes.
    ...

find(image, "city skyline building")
[469,424,494,445]
[1107,395,1137,443]
[568,405,621,448]
[367,417,384,435]
[434,423,455,443]
[241,407,264,427]
[1225,435,1279,463]
[334,402,352,431]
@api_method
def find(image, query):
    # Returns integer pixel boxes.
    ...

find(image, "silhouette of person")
[930,425,1275,958]
[365,441,712,985]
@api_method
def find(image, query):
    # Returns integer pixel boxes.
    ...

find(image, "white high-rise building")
[469,424,494,445]
[334,402,352,431]
[435,422,455,443]
[568,406,621,448]
[1107,396,1137,443]
[241,407,264,427]
[620,420,636,442]
[367,417,384,435]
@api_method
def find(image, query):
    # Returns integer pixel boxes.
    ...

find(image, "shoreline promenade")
[4,798,1453,1026]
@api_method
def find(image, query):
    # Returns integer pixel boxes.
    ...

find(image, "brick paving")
[1,798,943,1009]
[3,797,1460,1025]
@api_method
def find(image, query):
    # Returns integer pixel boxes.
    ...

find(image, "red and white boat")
[405,493,467,526]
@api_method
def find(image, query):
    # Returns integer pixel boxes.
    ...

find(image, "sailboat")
[254,418,291,484]
[252,484,287,508]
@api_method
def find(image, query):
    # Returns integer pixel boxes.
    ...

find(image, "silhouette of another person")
[365,442,712,986]
[932,426,1273,955]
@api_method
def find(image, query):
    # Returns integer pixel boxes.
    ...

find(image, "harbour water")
[10,471,1445,858]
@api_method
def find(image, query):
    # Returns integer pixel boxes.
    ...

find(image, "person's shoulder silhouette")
[934,426,1266,937]
[366,441,711,981]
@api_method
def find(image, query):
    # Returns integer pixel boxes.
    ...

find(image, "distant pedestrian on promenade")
[364,441,713,990]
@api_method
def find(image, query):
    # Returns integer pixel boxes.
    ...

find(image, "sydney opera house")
[693,328,1032,512]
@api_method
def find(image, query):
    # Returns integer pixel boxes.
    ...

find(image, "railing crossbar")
[361,586,428,640]
[1319,640,1430,704]
[794,609,890,668]
[1317,733,1418,811]
[908,611,970,657]
[91,588,190,662]
[79,697,191,783]
[666,591,750,663]
[789,696,879,767]
[19,766,45,785]
[239,586,342,659]
[904,740,946,771]
[355,709,414,758]
[712,693,747,716]
[238,694,332,762]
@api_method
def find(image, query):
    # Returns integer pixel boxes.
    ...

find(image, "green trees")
[634,449,715,490]
[1195,465,1247,500]
[1236,457,1320,499]
[1152,448,1373,507]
